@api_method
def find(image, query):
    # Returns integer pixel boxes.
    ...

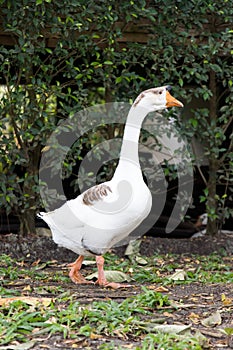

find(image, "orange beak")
[166,91,184,108]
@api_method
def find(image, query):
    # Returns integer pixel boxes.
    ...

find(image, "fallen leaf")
[0,296,52,307]
[113,329,126,338]
[169,269,187,281]
[200,328,223,338]
[170,301,207,309]
[22,285,32,292]
[32,259,41,266]
[189,312,200,319]
[188,312,200,323]
[201,310,222,327]
[86,270,131,283]
[148,285,169,292]
[121,345,135,349]
[90,333,102,340]
[124,239,142,256]
[155,286,169,292]
[45,316,57,324]
[152,323,191,335]
[135,256,148,265]
[221,294,233,306]
[0,341,36,350]
[183,258,191,262]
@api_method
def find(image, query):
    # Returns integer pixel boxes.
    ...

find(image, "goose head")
[133,85,183,112]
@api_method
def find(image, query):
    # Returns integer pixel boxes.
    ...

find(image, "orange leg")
[67,255,92,284]
[95,255,131,289]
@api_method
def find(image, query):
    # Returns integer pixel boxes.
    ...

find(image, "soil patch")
[0,231,232,262]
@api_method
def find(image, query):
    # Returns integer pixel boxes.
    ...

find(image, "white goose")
[39,85,183,289]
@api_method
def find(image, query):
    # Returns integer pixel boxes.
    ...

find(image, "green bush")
[0,0,232,235]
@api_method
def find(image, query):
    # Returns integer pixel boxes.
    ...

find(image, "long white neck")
[113,105,149,179]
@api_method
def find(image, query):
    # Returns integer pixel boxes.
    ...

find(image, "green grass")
[103,252,233,284]
[1,253,232,287]
[98,333,202,350]
[0,252,232,349]
[0,288,199,348]
[0,287,169,344]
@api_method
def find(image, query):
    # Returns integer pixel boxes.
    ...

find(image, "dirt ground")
[0,232,233,349]
[1,230,233,262]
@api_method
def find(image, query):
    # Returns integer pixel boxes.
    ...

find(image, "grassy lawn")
[0,252,233,349]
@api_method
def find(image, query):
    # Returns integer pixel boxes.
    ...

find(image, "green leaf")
[190,118,198,128]
[104,60,113,65]
[178,77,183,87]
[75,73,83,79]
[221,327,233,336]
[90,61,101,67]
[115,76,122,84]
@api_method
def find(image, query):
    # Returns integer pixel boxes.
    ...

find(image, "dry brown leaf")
[189,312,200,319]
[155,286,169,292]
[23,285,32,292]
[0,296,52,307]
[113,329,126,339]
[148,285,169,292]
[221,293,233,306]
[90,333,102,340]
[32,259,41,266]
[190,297,199,302]
[188,312,200,324]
